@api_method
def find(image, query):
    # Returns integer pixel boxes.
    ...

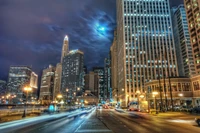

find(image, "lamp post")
[136,90,140,110]
[66,88,69,104]
[22,87,32,118]
[152,91,158,114]
[178,93,183,106]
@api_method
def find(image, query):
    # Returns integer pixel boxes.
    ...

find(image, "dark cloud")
[0,0,183,80]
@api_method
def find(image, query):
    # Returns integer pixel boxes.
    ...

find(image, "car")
[195,118,200,126]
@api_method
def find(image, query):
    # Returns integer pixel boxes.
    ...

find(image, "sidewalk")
[75,110,113,133]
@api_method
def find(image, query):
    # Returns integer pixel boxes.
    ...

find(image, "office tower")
[61,50,84,98]
[82,66,87,92]
[184,0,200,74]
[7,66,38,101]
[53,63,62,100]
[110,30,118,102]
[93,67,105,102]
[104,56,112,101]
[61,35,69,63]
[85,71,99,97]
[172,5,195,77]
[117,0,178,106]
[40,65,55,104]
[0,80,6,95]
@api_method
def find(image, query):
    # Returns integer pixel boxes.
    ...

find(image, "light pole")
[66,88,69,104]
[178,93,183,106]
[22,87,32,118]
[136,90,140,110]
[152,91,158,114]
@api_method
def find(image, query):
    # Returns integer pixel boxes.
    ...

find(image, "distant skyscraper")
[61,35,69,63]
[104,56,111,101]
[53,63,62,100]
[172,5,195,77]
[117,0,178,106]
[0,80,6,95]
[61,50,84,98]
[93,67,105,101]
[85,71,99,97]
[40,65,55,104]
[184,0,200,74]
[7,66,38,101]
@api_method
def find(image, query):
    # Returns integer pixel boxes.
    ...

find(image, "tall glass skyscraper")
[116,0,178,106]
[61,50,84,98]
[172,5,195,77]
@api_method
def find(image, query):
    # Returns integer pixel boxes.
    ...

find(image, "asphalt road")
[98,109,200,133]
[1,109,200,133]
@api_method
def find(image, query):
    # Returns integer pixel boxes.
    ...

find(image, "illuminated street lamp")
[57,94,63,99]
[152,91,158,114]
[22,86,32,118]
[178,93,183,105]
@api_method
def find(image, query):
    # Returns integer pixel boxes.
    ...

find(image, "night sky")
[0,0,183,81]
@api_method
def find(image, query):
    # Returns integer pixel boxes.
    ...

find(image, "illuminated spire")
[61,35,69,63]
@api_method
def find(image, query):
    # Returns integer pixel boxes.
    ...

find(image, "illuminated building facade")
[184,0,200,75]
[104,56,112,101]
[0,80,6,96]
[145,75,200,107]
[93,67,105,102]
[40,65,55,104]
[53,63,62,100]
[61,50,84,98]
[172,5,195,77]
[85,71,99,97]
[7,66,38,101]
[117,0,178,106]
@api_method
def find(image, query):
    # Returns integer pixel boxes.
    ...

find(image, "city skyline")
[0,0,183,81]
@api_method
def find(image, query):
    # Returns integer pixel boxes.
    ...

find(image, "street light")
[178,93,183,106]
[22,86,32,118]
[152,91,158,114]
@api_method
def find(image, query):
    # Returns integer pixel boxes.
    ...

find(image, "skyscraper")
[110,30,118,102]
[40,65,55,104]
[7,66,38,101]
[104,56,112,101]
[184,0,200,74]
[61,35,69,63]
[61,50,84,98]
[85,71,99,97]
[93,67,105,102]
[53,63,62,100]
[172,5,195,77]
[117,0,178,106]
[0,80,6,96]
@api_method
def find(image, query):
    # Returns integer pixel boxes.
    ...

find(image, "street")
[0,108,200,133]
[98,109,200,133]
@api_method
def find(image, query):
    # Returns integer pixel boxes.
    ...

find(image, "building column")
[192,98,196,107]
